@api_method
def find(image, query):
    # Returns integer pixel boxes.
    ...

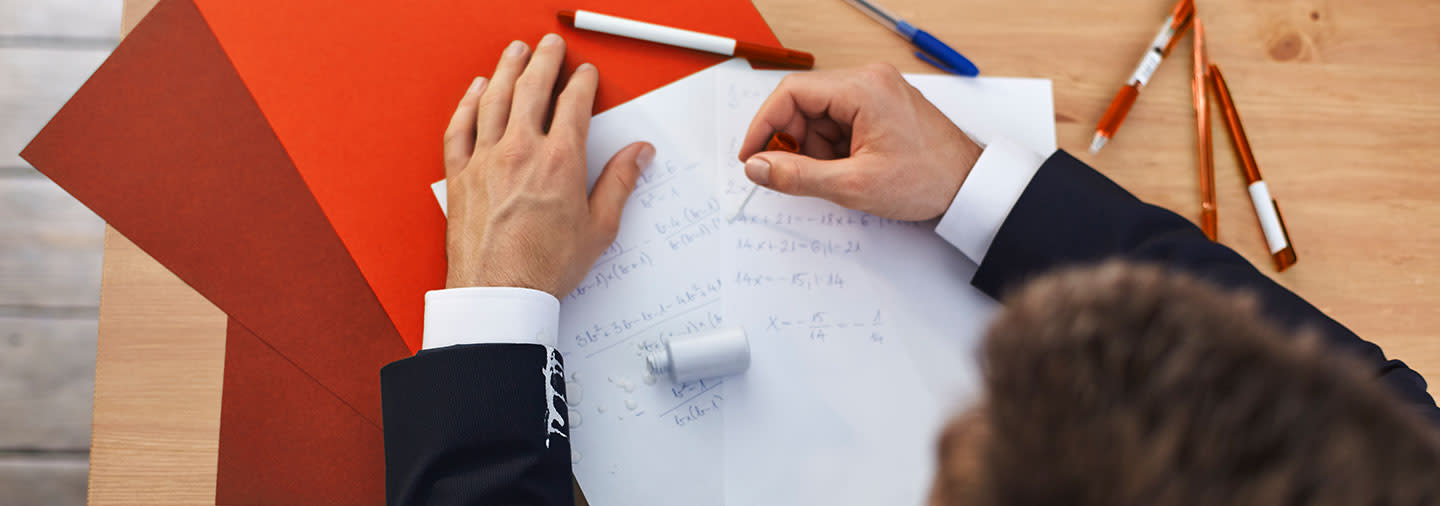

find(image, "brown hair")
[931,262,1440,506]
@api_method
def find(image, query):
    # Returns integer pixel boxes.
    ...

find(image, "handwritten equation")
[662,378,724,427]
[655,198,723,252]
[766,310,886,343]
[731,210,921,229]
[635,309,726,357]
[632,159,701,204]
[571,251,655,298]
[574,279,724,356]
[735,237,863,257]
[734,271,848,291]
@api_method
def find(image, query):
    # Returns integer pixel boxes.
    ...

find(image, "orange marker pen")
[1210,64,1297,271]
[1192,18,1217,240]
[1090,0,1195,153]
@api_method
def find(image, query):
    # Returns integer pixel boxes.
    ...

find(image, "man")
[380,34,1440,505]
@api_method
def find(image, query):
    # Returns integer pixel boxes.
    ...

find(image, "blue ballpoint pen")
[842,0,979,76]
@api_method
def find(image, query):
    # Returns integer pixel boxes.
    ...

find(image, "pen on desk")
[1090,0,1195,153]
[1209,64,1297,272]
[840,0,979,76]
[557,10,813,69]
[730,132,799,222]
[1192,18,1217,241]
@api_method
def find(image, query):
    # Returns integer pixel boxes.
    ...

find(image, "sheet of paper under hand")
[714,67,1056,505]
[434,60,761,506]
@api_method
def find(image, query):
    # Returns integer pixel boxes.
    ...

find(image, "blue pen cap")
[911,30,979,77]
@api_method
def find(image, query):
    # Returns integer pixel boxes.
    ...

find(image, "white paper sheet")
[714,67,1056,506]
[431,59,1055,505]
[434,60,753,506]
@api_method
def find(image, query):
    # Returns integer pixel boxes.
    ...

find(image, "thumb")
[589,141,655,238]
[746,151,863,202]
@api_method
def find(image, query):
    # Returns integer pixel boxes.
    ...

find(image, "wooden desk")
[90,0,1440,503]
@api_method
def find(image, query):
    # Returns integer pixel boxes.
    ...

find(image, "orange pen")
[1090,0,1195,153]
[1210,64,1297,271]
[1192,19,1217,240]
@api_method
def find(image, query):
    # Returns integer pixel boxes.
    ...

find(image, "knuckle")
[541,140,578,163]
[777,73,802,91]
[857,63,902,90]
[477,91,508,112]
[442,129,466,147]
[516,70,550,92]
[444,153,470,170]
[497,138,534,165]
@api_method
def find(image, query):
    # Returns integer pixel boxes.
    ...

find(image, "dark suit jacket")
[379,150,1438,505]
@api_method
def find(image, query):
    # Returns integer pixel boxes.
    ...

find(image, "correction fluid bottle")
[645,327,750,383]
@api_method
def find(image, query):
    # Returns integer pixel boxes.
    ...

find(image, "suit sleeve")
[970,150,1440,424]
[381,343,574,506]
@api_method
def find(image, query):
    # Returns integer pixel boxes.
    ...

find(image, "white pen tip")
[729,185,760,223]
[1089,134,1108,154]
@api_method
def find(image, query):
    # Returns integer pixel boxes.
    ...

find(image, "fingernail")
[637,144,656,170]
[576,62,596,73]
[539,33,562,47]
[506,40,527,56]
[744,157,771,185]
[467,77,487,94]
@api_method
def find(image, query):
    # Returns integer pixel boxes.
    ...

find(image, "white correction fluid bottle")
[645,327,750,383]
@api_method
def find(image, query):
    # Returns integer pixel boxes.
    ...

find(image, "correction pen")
[645,327,751,383]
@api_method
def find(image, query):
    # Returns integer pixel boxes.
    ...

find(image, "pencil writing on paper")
[730,131,799,222]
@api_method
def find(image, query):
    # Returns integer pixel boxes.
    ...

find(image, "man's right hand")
[738,64,982,221]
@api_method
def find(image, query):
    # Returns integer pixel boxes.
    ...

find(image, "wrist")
[445,261,539,291]
[952,136,982,193]
[932,133,983,219]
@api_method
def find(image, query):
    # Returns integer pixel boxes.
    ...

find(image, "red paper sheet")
[21,0,408,426]
[190,0,782,353]
[218,318,385,505]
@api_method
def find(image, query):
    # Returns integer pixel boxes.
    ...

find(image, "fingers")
[508,33,568,135]
[738,71,862,161]
[745,151,865,205]
[588,142,656,243]
[475,40,532,145]
[802,128,840,160]
[551,63,599,144]
[443,77,487,178]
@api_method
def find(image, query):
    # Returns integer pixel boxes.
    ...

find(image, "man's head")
[931,262,1440,506]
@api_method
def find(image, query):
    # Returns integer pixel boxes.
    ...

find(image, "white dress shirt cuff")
[935,139,1047,265]
[422,287,560,350]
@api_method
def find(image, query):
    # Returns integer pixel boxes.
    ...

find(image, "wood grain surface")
[91,0,1440,503]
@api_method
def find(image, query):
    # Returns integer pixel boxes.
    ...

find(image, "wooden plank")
[119,0,158,39]
[0,317,96,451]
[86,2,223,502]
[88,230,224,506]
[0,178,104,308]
[0,0,122,40]
[0,455,87,506]
[0,48,111,169]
